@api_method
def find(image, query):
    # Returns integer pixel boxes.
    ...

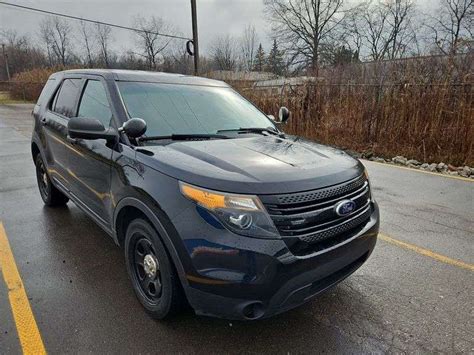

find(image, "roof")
[52,69,229,87]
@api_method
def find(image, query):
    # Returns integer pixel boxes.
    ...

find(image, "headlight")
[179,182,280,238]
[363,167,369,180]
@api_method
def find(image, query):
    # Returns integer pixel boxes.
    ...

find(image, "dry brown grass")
[238,55,474,166]
[5,57,473,165]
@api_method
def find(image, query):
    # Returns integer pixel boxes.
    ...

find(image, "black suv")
[32,69,379,320]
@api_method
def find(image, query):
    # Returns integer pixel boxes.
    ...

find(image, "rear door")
[41,77,83,191]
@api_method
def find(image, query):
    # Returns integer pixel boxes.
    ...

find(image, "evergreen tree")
[331,46,359,66]
[253,43,266,72]
[266,39,285,76]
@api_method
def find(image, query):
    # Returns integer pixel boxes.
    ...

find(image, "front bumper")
[171,201,379,320]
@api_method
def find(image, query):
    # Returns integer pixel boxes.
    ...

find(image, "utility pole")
[190,0,199,75]
[1,44,11,81]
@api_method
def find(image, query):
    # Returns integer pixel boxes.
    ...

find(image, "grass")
[0,91,32,105]
[236,56,473,166]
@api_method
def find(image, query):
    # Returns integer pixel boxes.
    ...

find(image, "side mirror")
[119,118,147,138]
[278,106,290,123]
[68,117,117,141]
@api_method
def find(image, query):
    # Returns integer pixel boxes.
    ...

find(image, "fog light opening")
[242,302,265,320]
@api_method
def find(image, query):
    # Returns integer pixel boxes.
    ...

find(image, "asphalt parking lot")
[0,104,473,354]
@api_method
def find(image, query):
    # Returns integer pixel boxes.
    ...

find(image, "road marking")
[379,233,474,272]
[362,160,473,183]
[0,222,46,355]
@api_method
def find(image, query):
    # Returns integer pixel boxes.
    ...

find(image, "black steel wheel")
[125,218,185,319]
[35,154,69,206]
[132,237,163,303]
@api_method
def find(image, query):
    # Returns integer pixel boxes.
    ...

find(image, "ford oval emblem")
[335,200,356,216]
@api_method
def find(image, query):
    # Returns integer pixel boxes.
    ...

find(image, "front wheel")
[35,154,69,207]
[125,218,185,319]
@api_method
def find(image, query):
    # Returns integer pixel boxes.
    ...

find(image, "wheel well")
[115,206,148,248]
[31,142,40,164]
[114,202,191,307]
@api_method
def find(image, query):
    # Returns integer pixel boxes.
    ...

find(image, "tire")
[35,154,69,207]
[125,218,185,319]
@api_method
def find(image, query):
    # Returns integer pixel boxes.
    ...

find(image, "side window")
[53,79,82,118]
[36,78,56,106]
[78,80,113,128]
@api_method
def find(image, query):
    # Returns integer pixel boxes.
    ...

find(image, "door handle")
[40,118,48,126]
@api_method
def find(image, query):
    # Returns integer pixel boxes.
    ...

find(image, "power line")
[0,1,192,41]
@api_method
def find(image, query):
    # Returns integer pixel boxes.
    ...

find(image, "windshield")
[117,82,276,137]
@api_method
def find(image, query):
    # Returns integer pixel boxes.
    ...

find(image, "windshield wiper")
[139,134,230,142]
[217,127,283,136]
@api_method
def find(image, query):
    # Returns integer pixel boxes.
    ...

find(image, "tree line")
[0,0,472,81]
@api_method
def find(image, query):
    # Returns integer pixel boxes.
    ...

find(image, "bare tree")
[385,0,416,59]
[240,25,258,71]
[210,35,238,71]
[361,2,392,60]
[39,17,72,66]
[162,40,194,74]
[119,51,147,70]
[264,0,346,72]
[133,16,173,70]
[427,0,473,55]
[341,5,365,57]
[349,0,416,61]
[95,24,113,68]
[79,20,95,67]
[0,29,47,79]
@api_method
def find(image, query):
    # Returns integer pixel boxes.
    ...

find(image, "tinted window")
[53,79,82,118]
[78,80,112,127]
[37,79,57,106]
[117,82,275,137]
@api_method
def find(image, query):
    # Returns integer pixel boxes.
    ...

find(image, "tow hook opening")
[241,302,265,320]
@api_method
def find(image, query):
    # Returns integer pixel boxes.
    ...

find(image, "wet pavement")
[0,104,473,354]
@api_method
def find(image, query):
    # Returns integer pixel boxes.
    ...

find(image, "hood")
[137,135,364,194]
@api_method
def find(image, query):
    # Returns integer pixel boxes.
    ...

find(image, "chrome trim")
[268,185,369,219]
[279,200,371,235]
[276,206,378,263]
[285,204,371,239]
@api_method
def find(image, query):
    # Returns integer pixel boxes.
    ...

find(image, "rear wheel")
[35,154,69,207]
[125,218,185,319]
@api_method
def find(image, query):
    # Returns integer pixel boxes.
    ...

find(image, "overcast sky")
[1,0,437,55]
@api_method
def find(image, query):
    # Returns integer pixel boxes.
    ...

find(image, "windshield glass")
[117,82,276,137]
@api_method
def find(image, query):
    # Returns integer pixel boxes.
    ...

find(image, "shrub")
[9,66,82,101]
[9,68,57,101]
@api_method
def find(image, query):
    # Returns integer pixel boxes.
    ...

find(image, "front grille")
[260,175,372,255]
[298,206,371,243]
[276,175,366,205]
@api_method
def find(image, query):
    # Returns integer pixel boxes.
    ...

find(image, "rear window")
[36,79,57,106]
[53,79,82,118]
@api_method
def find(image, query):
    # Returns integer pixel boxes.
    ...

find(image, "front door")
[67,78,116,225]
